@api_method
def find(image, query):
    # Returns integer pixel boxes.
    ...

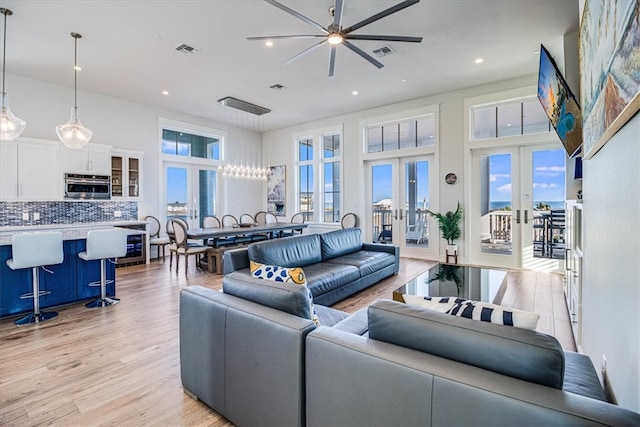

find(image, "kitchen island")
[0,225,146,319]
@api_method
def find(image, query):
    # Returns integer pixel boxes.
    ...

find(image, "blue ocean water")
[490,201,565,210]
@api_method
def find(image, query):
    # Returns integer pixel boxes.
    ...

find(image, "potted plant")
[426,201,463,255]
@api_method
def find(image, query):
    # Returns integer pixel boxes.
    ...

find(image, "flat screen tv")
[537,44,582,157]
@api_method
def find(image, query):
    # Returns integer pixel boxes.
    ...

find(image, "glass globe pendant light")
[0,8,26,141]
[56,32,92,149]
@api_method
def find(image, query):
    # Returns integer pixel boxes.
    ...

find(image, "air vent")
[372,45,395,58]
[217,96,271,116]
[270,83,286,90]
[175,43,199,54]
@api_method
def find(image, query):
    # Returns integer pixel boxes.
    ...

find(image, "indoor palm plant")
[426,201,463,253]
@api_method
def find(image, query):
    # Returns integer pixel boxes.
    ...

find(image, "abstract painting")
[580,0,640,158]
[267,165,286,216]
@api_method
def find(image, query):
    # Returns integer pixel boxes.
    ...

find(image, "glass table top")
[393,263,509,305]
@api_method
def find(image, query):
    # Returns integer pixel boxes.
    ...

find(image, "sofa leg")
[183,387,199,401]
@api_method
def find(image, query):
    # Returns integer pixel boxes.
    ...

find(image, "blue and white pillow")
[250,261,320,326]
[446,298,540,330]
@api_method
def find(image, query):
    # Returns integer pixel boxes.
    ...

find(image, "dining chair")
[239,214,255,225]
[222,215,239,227]
[341,212,359,229]
[202,215,221,229]
[145,215,170,261]
[171,219,209,274]
[254,211,267,225]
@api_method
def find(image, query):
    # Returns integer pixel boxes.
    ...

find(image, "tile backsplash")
[0,201,138,227]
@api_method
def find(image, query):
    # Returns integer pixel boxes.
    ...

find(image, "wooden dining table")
[186,222,308,274]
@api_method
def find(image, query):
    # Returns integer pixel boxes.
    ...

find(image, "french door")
[469,144,566,270]
[367,156,437,259]
[164,162,218,228]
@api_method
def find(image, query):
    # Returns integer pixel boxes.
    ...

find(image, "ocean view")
[489,201,566,211]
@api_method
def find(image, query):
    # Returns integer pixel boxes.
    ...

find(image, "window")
[162,129,220,159]
[366,115,435,153]
[471,98,551,140]
[295,128,342,223]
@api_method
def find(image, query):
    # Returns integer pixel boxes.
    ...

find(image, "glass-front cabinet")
[111,149,143,199]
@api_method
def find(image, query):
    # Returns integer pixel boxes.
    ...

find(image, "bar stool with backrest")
[6,231,64,325]
[79,228,128,308]
[145,215,170,261]
[171,219,209,274]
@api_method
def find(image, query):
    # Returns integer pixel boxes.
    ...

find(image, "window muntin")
[366,115,435,153]
[162,129,220,159]
[471,98,551,141]
[323,134,341,222]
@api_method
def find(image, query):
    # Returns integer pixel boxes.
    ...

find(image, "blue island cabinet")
[0,238,116,319]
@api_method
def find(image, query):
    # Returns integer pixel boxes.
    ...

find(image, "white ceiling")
[1,0,579,132]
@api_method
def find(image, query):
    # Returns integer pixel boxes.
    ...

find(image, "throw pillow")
[250,261,320,326]
[446,298,540,330]
[402,295,457,313]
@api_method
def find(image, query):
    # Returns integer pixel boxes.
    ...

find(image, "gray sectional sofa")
[179,281,640,426]
[222,227,399,306]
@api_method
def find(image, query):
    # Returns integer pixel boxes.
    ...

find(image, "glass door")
[367,156,436,258]
[470,144,565,270]
[164,163,217,229]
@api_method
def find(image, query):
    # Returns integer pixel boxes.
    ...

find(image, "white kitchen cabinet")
[0,139,60,201]
[111,149,143,199]
[564,200,583,350]
[61,143,112,175]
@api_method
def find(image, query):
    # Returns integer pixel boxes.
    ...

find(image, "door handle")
[399,209,404,221]
[394,209,398,220]
[516,209,521,224]
[524,209,529,224]
[194,209,198,219]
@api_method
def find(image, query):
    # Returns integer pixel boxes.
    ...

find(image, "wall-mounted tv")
[537,44,582,158]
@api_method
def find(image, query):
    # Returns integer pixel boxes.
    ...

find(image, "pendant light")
[0,8,26,141]
[56,32,92,149]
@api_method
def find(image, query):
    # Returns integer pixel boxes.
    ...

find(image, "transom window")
[471,98,551,140]
[162,129,221,159]
[366,115,436,153]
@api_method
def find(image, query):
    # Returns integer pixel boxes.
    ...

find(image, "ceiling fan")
[248,0,423,77]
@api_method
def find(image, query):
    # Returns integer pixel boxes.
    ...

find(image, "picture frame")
[580,0,640,159]
[267,165,286,217]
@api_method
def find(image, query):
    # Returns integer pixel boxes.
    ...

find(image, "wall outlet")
[33,212,40,221]
[114,210,122,218]
[22,212,29,221]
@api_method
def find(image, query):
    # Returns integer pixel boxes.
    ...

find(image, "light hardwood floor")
[0,257,574,426]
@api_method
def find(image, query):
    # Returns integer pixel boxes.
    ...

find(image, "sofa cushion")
[403,296,540,330]
[320,228,363,260]
[249,261,319,325]
[223,272,316,322]
[326,250,396,277]
[302,262,360,297]
[563,351,607,401]
[248,233,322,267]
[367,299,565,389]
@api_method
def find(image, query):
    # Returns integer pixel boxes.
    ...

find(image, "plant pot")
[446,244,458,254]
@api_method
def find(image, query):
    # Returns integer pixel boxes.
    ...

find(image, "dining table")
[186,222,308,274]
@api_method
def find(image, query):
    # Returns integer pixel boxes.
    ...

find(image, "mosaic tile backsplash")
[0,201,138,227]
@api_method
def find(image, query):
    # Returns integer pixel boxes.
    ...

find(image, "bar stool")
[79,228,128,308]
[6,231,64,325]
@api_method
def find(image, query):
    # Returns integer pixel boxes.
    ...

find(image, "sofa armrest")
[362,242,398,255]
[222,247,250,274]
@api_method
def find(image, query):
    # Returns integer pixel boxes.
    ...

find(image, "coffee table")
[393,263,509,304]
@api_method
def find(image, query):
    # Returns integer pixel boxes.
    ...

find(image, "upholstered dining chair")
[254,211,267,225]
[239,214,255,225]
[221,215,239,227]
[341,212,359,229]
[202,215,221,229]
[145,215,170,261]
[171,219,209,274]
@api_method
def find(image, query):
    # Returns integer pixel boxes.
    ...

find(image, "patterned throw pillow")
[250,261,320,326]
[403,295,539,330]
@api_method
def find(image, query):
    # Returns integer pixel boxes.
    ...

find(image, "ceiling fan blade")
[345,34,423,43]
[329,46,337,77]
[248,35,327,41]
[343,40,384,69]
[283,40,327,66]
[333,0,344,29]
[342,0,420,35]
[263,0,329,35]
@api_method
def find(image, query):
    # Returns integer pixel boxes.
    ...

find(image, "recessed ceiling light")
[474,58,484,64]
[74,65,82,71]
[162,90,169,96]
[533,49,540,55]
[506,123,512,127]
[352,90,359,95]
[401,78,408,83]
[265,40,274,47]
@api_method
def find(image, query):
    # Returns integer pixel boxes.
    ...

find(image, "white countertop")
[0,221,147,246]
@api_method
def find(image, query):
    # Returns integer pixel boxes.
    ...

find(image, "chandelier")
[219,160,271,181]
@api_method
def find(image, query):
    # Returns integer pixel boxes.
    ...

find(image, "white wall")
[582,114,640,411]
[8,73,264,218]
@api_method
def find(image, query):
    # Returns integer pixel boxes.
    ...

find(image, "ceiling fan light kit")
[249,0,422,77]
